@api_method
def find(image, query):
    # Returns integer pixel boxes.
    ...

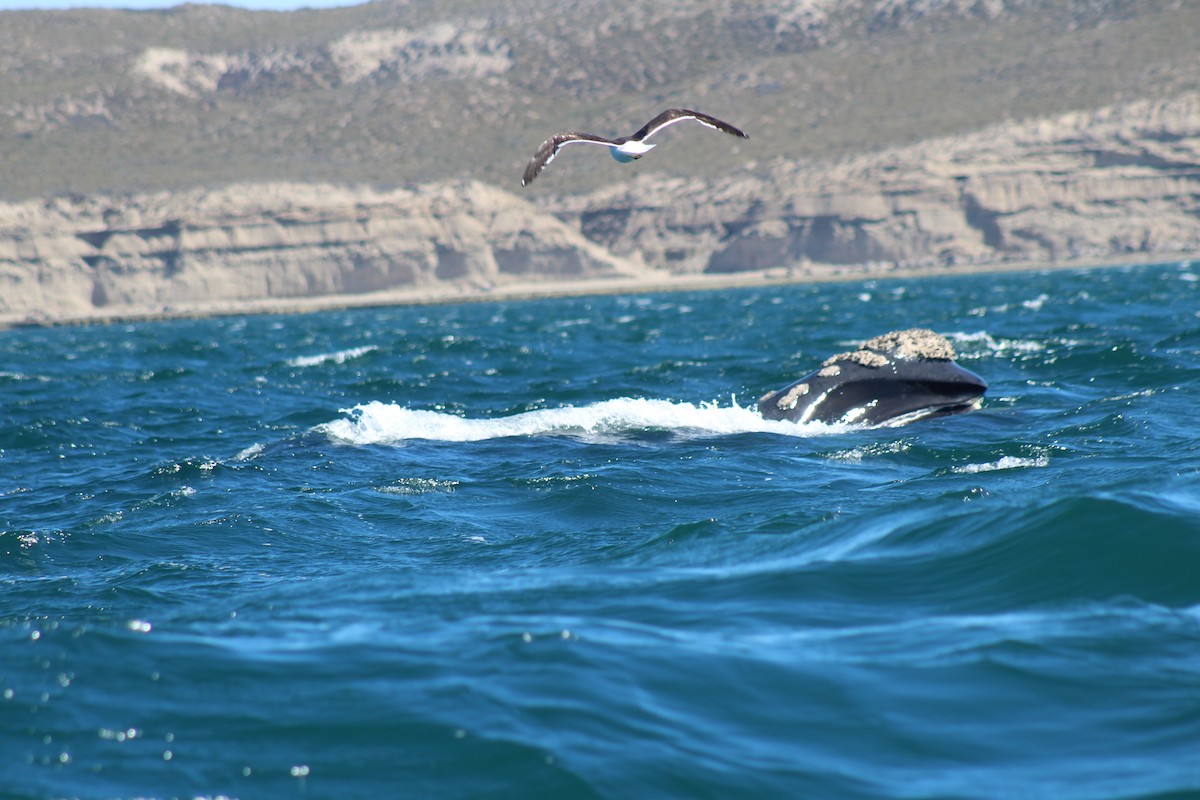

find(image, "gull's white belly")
[612,141,656,162]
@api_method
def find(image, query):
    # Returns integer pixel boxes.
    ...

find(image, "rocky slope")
[3,0,1198,196]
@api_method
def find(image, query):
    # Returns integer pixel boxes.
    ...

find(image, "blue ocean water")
[2,261,1199,799]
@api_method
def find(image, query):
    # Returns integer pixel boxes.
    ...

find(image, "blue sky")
[0,0,363,9]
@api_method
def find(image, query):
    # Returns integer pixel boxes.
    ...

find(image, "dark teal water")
[3,262,1199,799]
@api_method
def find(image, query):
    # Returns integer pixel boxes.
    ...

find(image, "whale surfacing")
[758,328,987,427]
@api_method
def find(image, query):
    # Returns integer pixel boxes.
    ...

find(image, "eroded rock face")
[1,93,1197,323]
[0,180,641,321]
[553,93,1200,274]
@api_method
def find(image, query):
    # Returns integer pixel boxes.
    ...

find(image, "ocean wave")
[0,370,51,382]
[948,330,1047,357]
[798,488,1200,609]
[287,345,378,368]
[318,398,842,444]
[375,477,461,495]
[1022,292,1050,311]
[825,439,913,463]
[635,599,1190,669]
[233,443,264,461]
[951,454,1050,473]
[966,290,1057,317]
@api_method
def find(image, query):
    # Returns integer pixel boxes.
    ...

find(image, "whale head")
[758,329,987,427]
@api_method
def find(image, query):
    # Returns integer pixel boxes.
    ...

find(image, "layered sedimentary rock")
[1,94,1197,323]
[0,180,640,321]
[553,93,1200,275]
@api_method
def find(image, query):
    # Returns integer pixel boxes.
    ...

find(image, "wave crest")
[318,398,839,444]
[288,345,378,368]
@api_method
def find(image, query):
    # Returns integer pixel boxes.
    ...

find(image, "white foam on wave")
[288,345,378,368]
[967,290,1054,316]
[0,370,51,382]
[319,398,842,445]
[952,454,1049,474]
[233,443,264,462]
[1022,293,1050,311]
[948,330,1046,357]
[827,439,913,463]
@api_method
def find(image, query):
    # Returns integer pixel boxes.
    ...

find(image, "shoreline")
[3,252,1195,329]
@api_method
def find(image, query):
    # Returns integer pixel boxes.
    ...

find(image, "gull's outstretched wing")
[522,132,618,186]
[632,109,749,143]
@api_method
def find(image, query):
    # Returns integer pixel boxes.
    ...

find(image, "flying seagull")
[521,108,748,186]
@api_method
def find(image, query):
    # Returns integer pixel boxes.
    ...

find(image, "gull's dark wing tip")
[683,108,749,139]
[521,135,562,186]
[521,156,542,186]
[635,108,749,141]
[520,132,616,186]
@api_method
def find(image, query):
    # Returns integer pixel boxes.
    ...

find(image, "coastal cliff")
[2,92,1197,324]
[0,181,642,322]
[555,94,1200,276]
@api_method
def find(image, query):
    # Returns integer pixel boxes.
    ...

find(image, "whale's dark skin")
[758,329,987,426]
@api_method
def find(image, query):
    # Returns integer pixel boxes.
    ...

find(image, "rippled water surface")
[3,262,1199,799]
